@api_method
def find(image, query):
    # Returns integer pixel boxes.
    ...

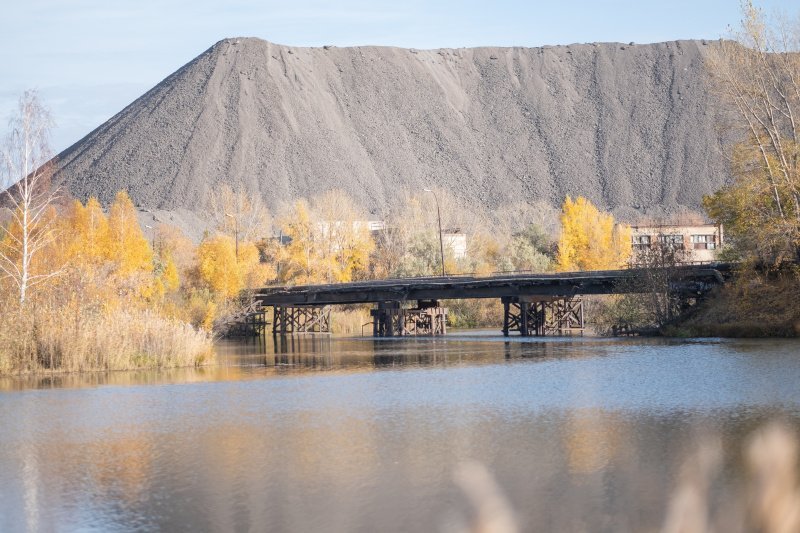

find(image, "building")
[630,223,723,263]
[443,232,468,260]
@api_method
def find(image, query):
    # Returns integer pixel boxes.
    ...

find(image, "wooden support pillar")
[520,301,529,336]
[501,296,583,336]
[272,305,331,335]
[502,300,511,337]
[370,301,448,337]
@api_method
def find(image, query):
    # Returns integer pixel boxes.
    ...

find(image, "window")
[632,235,651,250]
[691,234,716,250]
[658,234,684,249]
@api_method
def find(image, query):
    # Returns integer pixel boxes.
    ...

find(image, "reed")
[0,306,213,375]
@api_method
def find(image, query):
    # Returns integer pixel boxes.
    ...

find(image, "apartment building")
[630,223,723,263]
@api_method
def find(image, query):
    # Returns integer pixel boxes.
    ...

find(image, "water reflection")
[1,335,800,531]
[0,334,795,394]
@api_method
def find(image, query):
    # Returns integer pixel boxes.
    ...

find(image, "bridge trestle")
[370,300,448,337]
[501,296,584,336]
[272,305,331,334]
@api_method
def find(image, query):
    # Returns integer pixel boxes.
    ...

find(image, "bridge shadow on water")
[1,332,726,393]
[218,331,689,374]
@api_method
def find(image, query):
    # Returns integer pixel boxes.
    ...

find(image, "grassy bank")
[0,307,214,375]
[666,269,800,338]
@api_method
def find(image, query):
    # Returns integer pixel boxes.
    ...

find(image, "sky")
[0,0,795,153]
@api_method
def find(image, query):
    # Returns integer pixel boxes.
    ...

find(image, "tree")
[705,2,800,262]
[373,192,467,278]
[0,91,60,305]
[277,199,321,284]
[556,196,631,271]
[206,181,271,245]
[196,235,240,298]
[600,238,691,334]
[107,191,153,276]
[194,234,273,298]
[508,223,553,272]
[276,192,374,284]
[154,223,195,277]
[311,190,374,282]
[61,197,111,269]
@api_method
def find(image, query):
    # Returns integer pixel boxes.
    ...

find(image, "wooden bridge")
[254,263,732,337]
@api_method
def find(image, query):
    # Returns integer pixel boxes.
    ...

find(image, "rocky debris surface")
[51,37,730,223]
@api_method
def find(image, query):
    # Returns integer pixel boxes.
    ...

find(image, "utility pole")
[423,188,446,277]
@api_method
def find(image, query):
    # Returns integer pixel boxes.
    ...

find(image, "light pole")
[423,188,446,277]
[225,213,239,261]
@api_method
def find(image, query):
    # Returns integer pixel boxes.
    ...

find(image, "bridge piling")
[502,296,584,336]
[370,300,447,337]
[272,305,331,334]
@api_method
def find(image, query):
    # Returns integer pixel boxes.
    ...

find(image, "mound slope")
[52,37,729,220]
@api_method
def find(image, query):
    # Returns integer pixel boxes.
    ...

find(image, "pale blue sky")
[0,0,795,153]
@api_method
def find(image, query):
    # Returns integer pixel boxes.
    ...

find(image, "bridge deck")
[255,263,731,306]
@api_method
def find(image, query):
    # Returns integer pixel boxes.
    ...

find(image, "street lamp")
[423,188,446,277]
[225,213,239,261]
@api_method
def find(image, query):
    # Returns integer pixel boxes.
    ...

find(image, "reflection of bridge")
[255,263,732,337]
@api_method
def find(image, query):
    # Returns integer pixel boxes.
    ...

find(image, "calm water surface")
[1,333,800,532]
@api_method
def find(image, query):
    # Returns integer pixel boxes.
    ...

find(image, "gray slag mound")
[52,38,729,219]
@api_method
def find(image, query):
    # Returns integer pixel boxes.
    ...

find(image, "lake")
[1,332,799,532]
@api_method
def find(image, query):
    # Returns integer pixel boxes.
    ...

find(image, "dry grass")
[447,299,504,329]
[452,424,800,533]
[330,307,373,336]
[671,269,800,338]
[0,306,213,375]
[661,423,800,533]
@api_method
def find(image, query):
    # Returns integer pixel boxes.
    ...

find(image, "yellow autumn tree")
[277,193,374,284]
[107,191,153,276]
[162,256,180,292]
[154,223,195,275]
[278,199,322,284]
[104,191,154,301]
[196,235,240,298]
[556,196,631,271]
[312,190,374,283]
[194,235,273,299]
[55,194,159,308]
[0,204,61,303]
[60,197,111,270]
[54,198,113,311]
[237,241,275,291]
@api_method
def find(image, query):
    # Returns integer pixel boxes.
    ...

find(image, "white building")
[443,232,468,259]
[631,223,724,263]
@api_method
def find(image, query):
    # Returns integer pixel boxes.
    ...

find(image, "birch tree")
[206,181,271,243]
[0,91,60,306]
[705,2,800,261]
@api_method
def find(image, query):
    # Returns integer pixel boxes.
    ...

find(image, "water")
[1,333,799,532]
